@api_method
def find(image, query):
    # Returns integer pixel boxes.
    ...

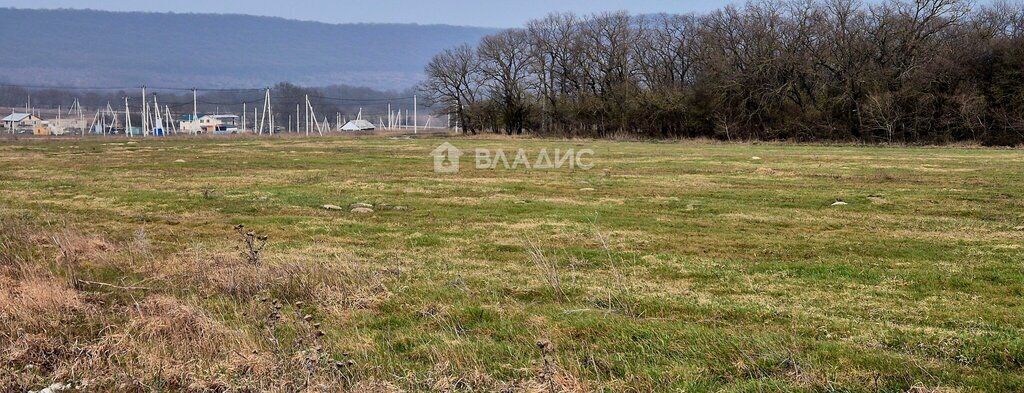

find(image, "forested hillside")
[0,8,497,90]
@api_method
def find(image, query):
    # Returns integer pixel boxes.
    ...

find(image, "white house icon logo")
[430,142,463,173]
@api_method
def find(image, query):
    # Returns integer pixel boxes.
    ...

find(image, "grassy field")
[1,136,1022,392]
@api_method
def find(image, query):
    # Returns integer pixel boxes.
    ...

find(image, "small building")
[341,119,376,131]
[181,114,239,133]
[2,113,42,132]
[179,114,203,134]
[34,121,52,136]
[49,118,89,135]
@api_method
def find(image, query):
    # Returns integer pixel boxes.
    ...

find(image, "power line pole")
[124,96,132,138]
[257,102,263,135]
[141,86,148,137]
[192,88,198,135]
[268,88,274,135]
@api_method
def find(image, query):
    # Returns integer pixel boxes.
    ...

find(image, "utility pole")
[166,106,176,134]
[192,88,198,135]
[259,88,268,135]
[413,95,418,134]
[141,86,149,137]
[108,103,117,135]
[153,93,162,136]
[255,104,260,135]
[124,96,132,138]
[267,88,274,135]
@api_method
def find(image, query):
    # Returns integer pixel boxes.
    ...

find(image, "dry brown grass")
[83,295,271,391]
[0,229,268,391]
[147,242,396,312]
[0,279,86,389]
[0,218,36,275]
[0,276,86,332]
[0,219,387,391]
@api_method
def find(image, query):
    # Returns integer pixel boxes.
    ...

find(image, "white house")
[2,113,42,131]
[49,118,89,135]
[181,114,240,133]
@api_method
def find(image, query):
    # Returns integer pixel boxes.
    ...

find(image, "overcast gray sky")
[0,0,735,27]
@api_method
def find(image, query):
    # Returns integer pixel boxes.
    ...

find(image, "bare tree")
[477,30,535,134]
[421,44,482,134]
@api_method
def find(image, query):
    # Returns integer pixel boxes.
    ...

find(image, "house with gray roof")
[2,113,42,131]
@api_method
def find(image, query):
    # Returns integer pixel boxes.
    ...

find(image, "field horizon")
[1,135,1022,391]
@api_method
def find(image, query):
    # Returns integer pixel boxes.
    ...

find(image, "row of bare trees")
[421,0,1024,145]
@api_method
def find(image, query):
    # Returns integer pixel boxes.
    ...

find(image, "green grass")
[1,136,1023,391]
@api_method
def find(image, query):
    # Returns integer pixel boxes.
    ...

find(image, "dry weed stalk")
[537,339,557,393]
[49,230,80,267]
[263,298,284,353]
[592,220,638,318]
[524,237,566,301]
[259,296,352,390]
[289,301,327,387]
[234,224,268,266]
[129,227,151,260]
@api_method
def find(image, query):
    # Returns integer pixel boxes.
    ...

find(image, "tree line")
[421,0,1024,145]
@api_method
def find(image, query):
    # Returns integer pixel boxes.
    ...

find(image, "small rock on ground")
[831,201,848,206]
[351,207,374,214]
[867,196,888,204]
[30,383,69,393]
[322,204,343,211]
[174,159,186,163]
[350,202,373,209]
[751,156,762,160]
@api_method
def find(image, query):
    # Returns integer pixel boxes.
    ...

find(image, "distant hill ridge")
[0,8,500,89]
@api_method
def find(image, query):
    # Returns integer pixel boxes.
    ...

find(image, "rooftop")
[342,119,376,130]
[2,113,33,122]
